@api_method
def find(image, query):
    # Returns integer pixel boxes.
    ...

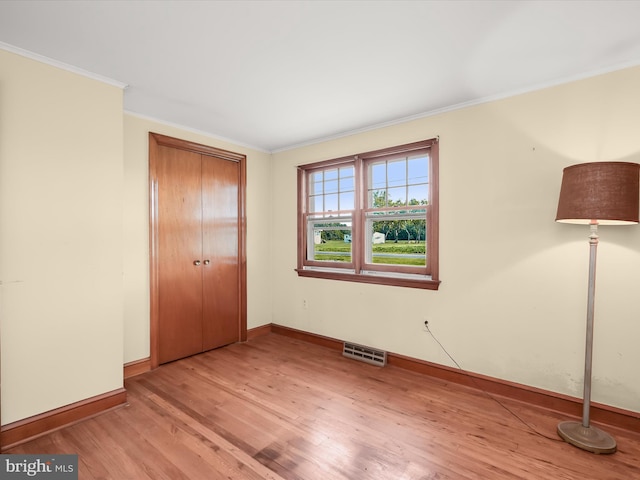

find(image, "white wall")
[122,114,273,363]
[271,66,640,414]
[0,50,125,424]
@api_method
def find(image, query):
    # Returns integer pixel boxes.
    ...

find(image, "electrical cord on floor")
[424,323,564,443]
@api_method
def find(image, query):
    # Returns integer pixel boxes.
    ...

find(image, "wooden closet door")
[201,154,240,350]
[150,132,247,369]
[156,145,204,364]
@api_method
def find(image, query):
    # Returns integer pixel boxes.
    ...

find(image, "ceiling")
[1,1,640,152]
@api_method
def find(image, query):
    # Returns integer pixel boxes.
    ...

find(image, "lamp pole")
[582,222,598,428]
[556,222,616,454]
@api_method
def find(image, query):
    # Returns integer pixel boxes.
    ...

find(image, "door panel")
[201,155,240,350]
[156,146,204,363]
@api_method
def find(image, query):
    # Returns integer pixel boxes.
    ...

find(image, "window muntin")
[297,139,439,290]
[308,166,355,214]
[368,153,429,207]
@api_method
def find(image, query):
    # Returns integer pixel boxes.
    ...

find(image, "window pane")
[368,217,426,267]
[310,195,323,213]
[408,155,428,184]
[311,180,323,196]
[370,189,387,207]
[308,165,354,214]
[309,171,323,196]
[308,220,352,263]
[340,175,354,191]
[387,186,406,205]
[371,162,386,190]
[407,184,428,205]
[368,154,429,209]
[387,159,406,187]
[324,193,339,212]
[325,179,339,194]
[340,166,355,180]
[325,169,338,181]
[340,191,354,210]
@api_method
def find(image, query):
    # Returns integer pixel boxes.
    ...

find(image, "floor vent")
[343,342,387,367]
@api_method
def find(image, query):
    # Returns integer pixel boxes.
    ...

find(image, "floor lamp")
[555,161,640,454]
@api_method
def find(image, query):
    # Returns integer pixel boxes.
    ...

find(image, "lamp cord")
[424,324,563,443]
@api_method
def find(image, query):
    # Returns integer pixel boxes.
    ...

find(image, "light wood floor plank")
[7,333,640,479]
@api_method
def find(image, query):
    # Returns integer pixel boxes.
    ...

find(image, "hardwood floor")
[7,334,640,479]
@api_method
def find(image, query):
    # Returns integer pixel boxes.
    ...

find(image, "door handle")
[203,259,210,265]
[194,260,201,266]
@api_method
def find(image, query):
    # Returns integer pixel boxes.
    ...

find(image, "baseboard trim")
[1,388,127,451]
[247,324,272,341]
[271,324,343,351]
[270,324,640,435]
[124,357,152,379]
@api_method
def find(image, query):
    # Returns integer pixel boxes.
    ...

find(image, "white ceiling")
[2,1,640,152]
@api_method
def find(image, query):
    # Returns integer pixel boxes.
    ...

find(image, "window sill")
[295,267,440,290]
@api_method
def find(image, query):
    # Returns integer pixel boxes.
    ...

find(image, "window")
[297,139,439,290]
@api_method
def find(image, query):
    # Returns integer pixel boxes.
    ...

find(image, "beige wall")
[122,114,273,363]
[0,50,125,424]
[2,47,639,426]
[271,66,640,414]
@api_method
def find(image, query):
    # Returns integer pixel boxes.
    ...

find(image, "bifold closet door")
[156,146,204,364]
[202,155,240,351]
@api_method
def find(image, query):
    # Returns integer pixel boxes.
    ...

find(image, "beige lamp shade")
[556,162,640,225]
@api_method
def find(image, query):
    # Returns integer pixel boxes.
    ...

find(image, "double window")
[297,139,439,290]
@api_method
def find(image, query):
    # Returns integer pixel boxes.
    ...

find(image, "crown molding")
[0,41,128,89]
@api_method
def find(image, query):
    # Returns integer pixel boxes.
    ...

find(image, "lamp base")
[557,421,617,454]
